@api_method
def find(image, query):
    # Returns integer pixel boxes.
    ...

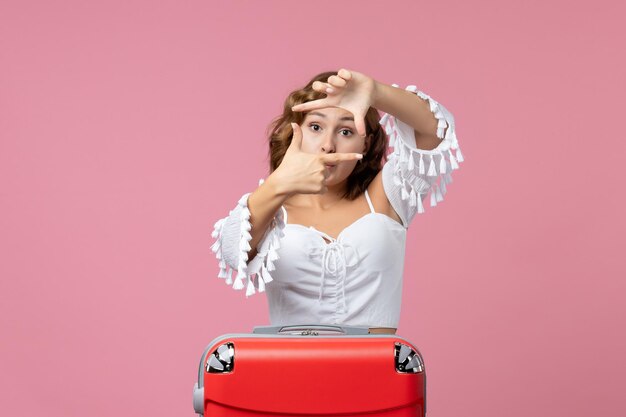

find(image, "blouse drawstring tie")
[309,236,360,314]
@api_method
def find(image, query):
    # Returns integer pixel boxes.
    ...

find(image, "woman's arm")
[246,174,290,260]
[374,82,462,227]
[247,121,362,259]
[372,81,446,150]
[211,122,358,296]
[211,177,289,297]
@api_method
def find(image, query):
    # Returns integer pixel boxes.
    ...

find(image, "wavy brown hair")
[264,71,389,201]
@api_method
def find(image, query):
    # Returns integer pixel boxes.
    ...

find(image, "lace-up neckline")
[280,190,379,311]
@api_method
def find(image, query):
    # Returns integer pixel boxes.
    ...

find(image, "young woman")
[211,69,463,335]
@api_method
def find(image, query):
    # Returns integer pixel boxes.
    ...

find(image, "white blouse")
[210,84,463,329]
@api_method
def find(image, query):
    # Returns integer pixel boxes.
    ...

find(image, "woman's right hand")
[271,122,363,196]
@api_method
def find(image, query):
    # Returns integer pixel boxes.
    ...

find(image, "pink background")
[1,0,624,416]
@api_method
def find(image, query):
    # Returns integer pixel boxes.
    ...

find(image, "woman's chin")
[325,173,349,186]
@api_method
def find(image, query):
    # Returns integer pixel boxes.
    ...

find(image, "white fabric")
[265,190,406,328]
[210,83,463,328]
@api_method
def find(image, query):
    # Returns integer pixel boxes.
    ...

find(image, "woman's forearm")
[245,173,290,261]
[372,80,443,150]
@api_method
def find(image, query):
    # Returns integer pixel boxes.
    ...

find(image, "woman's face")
[298,106,369,186]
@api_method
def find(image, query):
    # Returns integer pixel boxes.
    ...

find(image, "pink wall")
[1,1,624,416]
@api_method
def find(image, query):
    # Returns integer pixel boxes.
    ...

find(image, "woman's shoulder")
[367,172,403,225]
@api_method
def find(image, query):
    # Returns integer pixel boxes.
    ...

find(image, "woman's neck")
[287,181,348,210]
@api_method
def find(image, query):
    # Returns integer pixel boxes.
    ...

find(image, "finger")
[355,115,367,138]
[338,68,352,80]
[312,80,333,93]
[291,98,328,112]
[319,152,363,164]
[313,80,337,94]
[327,75,347,89]
[288,123,302,150]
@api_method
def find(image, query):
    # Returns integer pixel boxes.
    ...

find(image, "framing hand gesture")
[291,69,376,138]
[273,123,363,195]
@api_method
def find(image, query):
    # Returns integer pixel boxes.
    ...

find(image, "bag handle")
[252,324,370,335]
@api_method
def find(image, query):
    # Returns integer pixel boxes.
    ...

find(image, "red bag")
[193,324,427,416]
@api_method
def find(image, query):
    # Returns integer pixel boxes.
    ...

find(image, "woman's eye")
[308,123,353,137]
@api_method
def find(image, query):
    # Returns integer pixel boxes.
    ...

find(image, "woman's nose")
[321,133,336,153]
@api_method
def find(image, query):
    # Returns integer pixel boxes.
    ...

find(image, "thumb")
[355,114,367,138]
[288,122,302,151]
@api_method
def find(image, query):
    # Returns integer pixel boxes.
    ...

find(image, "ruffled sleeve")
[380,84,464,228]
[210,178,286,297]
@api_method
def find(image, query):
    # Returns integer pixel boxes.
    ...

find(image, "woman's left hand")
[291,68,376,138]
